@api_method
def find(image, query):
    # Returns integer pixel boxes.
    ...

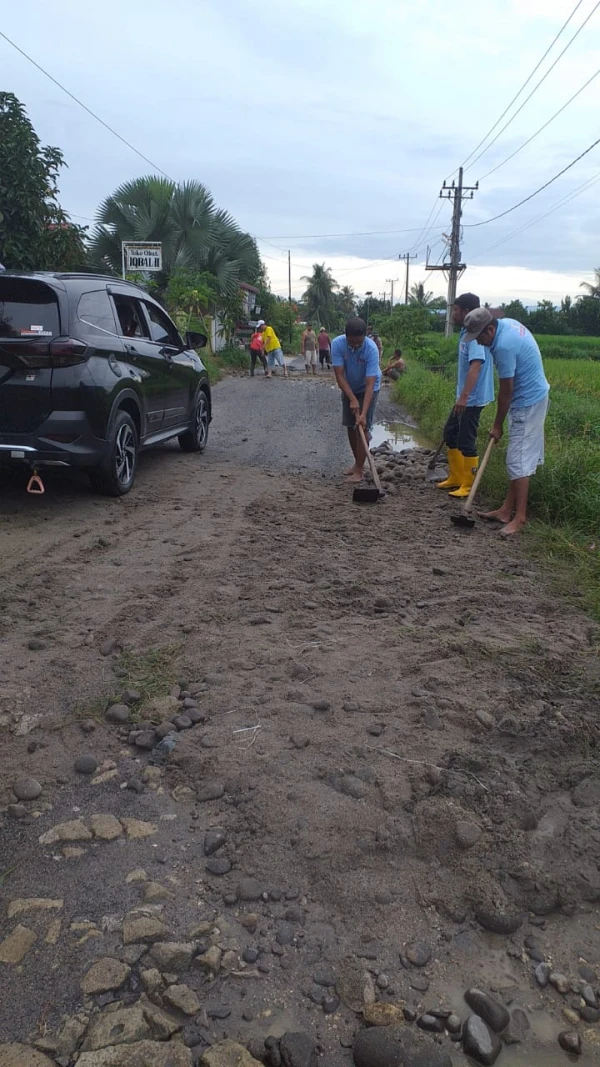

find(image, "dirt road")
[1,373,599,1067]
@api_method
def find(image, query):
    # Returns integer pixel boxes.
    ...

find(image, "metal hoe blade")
[450,513,475,528]
[353,486,381,504]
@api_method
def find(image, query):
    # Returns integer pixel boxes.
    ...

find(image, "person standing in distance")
[301,322,318,375]
[462,307,550,536]
[437,293,494,498]
[331,317,381,483]
[318,326,331,370]
[258,319,288,379]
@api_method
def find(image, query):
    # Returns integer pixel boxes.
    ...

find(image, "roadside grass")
[202,346,250,385]
[393,359,600,621]
[117,643,182,712]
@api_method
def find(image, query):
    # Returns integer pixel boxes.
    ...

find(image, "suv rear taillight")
[49,338,88,367]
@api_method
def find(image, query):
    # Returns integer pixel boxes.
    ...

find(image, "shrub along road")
[0,373,599,1067]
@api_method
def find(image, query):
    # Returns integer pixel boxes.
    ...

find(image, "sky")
[2,0,600,305]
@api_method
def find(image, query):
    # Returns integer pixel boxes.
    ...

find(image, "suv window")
[112,295,150,339]
[0,278,60,339]
[143,301,181,347]
[77,291,118,336]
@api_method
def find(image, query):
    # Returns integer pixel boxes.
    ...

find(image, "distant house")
[212,282,259,351]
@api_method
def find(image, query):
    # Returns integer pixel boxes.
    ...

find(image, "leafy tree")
[0,92,87,270]
[573,296,600,336]
[408,281,446,309]
[580,267,600,299]
[335,285,356,319]
[374,306,431,350]
[355,295,388,322]
[90,177,260,296]
[528,300,562,335]
[164,269,219,350]
[501,299,530,324]
[301,263,339,329]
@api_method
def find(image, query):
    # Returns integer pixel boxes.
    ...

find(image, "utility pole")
[288,250,293,343]
[365,291,373,327]
[386,278,399,312]
[398,252,417,304]
[425,167,478,337]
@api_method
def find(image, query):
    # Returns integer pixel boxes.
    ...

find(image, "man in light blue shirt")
[331,317,382,482]
[463,308,550,537]
[437,293,495,498]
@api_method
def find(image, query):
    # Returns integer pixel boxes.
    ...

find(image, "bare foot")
[499,518,526,537]
[481,508,512,523]
[345,471,364,483]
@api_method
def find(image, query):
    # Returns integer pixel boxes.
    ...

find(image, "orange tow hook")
[26,469,45,495]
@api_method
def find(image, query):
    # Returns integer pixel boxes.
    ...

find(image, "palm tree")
[336,285,356,317]
[408,281,446,309]
[89,176,260,296]
[301,263,338,329]
[580,267,600,299]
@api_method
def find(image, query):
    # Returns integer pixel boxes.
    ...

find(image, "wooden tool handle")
[464,437,495,513]
[357,424,382,492]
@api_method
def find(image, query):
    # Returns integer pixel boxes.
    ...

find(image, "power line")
[453,0,587,177]
[464,134,600,228]
[465,1,600,174]
[0,29,174,180]
[478,64,600,182]
[256,223,446,240]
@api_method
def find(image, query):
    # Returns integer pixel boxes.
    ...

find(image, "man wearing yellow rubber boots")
[437,293,494,497]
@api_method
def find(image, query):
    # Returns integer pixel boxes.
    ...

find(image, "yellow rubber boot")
[436,448,462,490]
[449,456,478,498]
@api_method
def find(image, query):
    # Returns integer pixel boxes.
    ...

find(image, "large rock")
[121,819,157,840]
[90,815,124,841]
[464,989,509,1033]
[77,1041,192,1066]
[280,1032,318,1066]
[163,985,201,1016]
[200,1041,262,1066]
[81,958,131,995]
[39,819,92,845]
[462,1015,502,1066]
[0,925,36,964]
[122,917,169,945]
[82,1002,179,1051]
[0,1045,54,1067]
[148,942,195,972]
[353,1026,452,1067]
[337,958,376,1012]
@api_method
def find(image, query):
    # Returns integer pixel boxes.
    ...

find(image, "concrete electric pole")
[426,167,478,337]
[398,252,417,304]
[386,278,399,312]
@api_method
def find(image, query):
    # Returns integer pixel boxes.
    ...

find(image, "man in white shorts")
[462,308,550,537]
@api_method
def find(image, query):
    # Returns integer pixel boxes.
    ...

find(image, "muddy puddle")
[370,420,431,451]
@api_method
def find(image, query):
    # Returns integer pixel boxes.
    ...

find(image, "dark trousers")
[443,407,483,456]
[319,349,331,367]
[250,350,267,375]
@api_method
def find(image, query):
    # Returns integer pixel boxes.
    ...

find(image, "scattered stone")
[236,878,263,902]
[0,925,36,965]
[323,996,340,1015]
[134,731,157,750]
[465,989,510,1033]
[173,716,192,731]
[164,984,201,1015]
[558,1031,582,1056]
[571,777,600,808]
[99,638,118,656]
[562,1008,580,1026]
[28,638,46,651]
[447,1015,462,1035]
[126,868,148,884]
[582,984,598,1008]
[80,720,96,734]
[149,943,195,972]
[121,818,157,839]
[405,941,432,967]
[196,946,222,973]
[276,922,295,946]
[535,962,551,988]
[280,1032,318,1067]
[78,1042,191,1066]
[143,695,181,722]
[39,818,93,845]
[7,898,63,919]
[206,857,231,876]
[476,710,494,729]
[91,769,119,786]
[122,916,169,945]
[462,1014,502,1066]
[81,958,131,995]
[197,783,225,803]
[375,891,394,905]
[0,1045,55,1067]
[474,907,522,935]
[377,974,390,990]
[455,821,482,850]
[140,968,164,996]
[8,804,27,820]
[106,704,130,724]
[204,830,227,856]
[550,972,570,995]
[417,1014,445,1034]
[337,959,376,1012]
[410,974,430,993]
[353,1026,452,1067]
[89,814,123,841]
[82,1001,179,1052]
[333,774,369,800]
[580,1006,600,1023]
[143,882,172,904]
[12,777,42,801]
[200,1042,262,1066]
[74,754,98,775]
[44,920,61,945]
[579,964,597,983]
[364,1003,405,1026]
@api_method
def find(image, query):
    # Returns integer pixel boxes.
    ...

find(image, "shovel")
[427,437,446,471]
[450,437,495,528]
[353,424,384,504]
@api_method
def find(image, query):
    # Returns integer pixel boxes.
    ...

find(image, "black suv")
[0,272,211,495]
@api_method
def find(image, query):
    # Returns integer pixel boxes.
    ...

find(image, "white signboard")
[122,242,162,275]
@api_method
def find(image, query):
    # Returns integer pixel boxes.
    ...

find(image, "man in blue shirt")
[463,307,550,537]
[331,317,382,482]
[437,293,495,498]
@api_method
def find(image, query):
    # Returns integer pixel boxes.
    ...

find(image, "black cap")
[454,293,480,312]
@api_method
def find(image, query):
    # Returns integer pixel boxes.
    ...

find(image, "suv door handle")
[124,343,137,355]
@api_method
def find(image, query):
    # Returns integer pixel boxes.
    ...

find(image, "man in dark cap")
[436,293,495,497]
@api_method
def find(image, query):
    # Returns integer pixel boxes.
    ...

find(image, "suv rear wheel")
[89,410,138,496]
[179,389,209,453]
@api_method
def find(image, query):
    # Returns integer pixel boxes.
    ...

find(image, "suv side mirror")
[186,330,208,350]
